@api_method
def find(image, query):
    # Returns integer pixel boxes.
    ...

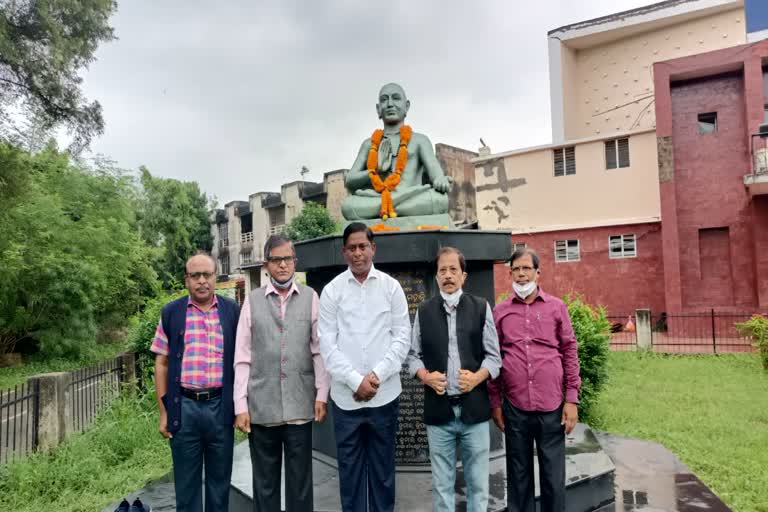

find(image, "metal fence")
[608,310,758,353]
[0,379,39,465]
[607,314,638,351]
[67,357,124,434]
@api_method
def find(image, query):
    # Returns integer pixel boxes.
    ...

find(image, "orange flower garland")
[366,125,413,219]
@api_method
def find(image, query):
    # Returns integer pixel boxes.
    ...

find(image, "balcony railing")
[269,225,285,235]
[241,232,254,244]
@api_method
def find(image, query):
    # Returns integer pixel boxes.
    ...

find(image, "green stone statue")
[341,83,452,222]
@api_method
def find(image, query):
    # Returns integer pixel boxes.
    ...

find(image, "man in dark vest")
[151,251,240,512]
[406,246,501,511]
[233,234,330,511]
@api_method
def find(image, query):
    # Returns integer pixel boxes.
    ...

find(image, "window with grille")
[511,242,527,253]
[553,146,576,177]
[554,239,580,262]
[609,234,636,259]
[219,255,230,276]
[605,138,630,169]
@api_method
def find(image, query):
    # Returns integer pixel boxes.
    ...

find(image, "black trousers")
[248,421,313,512]
[502,401,565,512]
[332,398,399,512]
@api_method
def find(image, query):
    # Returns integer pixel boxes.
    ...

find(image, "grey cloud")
[80,0,651,203]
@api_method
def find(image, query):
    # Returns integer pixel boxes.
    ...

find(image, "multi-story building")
[478,0,768,315]
[211,144,479,294]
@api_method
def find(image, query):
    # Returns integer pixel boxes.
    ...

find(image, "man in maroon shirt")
[488,248,581,512]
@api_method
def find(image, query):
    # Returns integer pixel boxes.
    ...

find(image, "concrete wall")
[436,144,478,226]
[554,6,745,140]
[324,170,347,221]
[475,130,661,233]
[493,222,665,315]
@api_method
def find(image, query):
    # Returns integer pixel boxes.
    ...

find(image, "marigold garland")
[366,125,413,219]
[370,222,401,232]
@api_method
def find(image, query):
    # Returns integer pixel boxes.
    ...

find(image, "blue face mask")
[271,275,294,290]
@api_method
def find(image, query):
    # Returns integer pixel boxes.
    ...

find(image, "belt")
[447,394,463,406]
[181,387,223,401]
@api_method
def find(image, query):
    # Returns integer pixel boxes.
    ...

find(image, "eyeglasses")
[267,256,296,265]
[186,272,215,280]
[510,266,535,274]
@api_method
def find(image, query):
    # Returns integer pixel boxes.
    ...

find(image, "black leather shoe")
[130,498,150,512]
[115,499,130,512]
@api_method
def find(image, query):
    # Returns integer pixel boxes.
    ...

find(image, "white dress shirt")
[318,266,411,411]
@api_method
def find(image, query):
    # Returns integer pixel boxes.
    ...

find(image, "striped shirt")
[150,296,225,389]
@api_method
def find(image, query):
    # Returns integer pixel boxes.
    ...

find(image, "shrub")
[126,290,186,381]
[735,314,768,370]
[564,295,611,424]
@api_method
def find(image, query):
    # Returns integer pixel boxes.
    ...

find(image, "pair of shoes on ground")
[115,498,150,512]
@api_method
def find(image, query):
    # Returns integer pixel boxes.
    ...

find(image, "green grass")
[0,391,171,512]
[0,341,128,390]
[594,352,768,512]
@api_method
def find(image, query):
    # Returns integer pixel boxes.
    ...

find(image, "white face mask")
[439,289,463,308]
[513,281,537,299]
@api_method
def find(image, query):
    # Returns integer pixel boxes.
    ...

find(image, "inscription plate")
[390,271,430,465]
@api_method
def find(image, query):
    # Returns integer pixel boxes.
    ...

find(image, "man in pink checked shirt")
[151,252,240,512]
[233,234,330,512]
[488,247,581,512]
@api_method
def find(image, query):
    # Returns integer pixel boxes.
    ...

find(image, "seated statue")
[341,83,452,221]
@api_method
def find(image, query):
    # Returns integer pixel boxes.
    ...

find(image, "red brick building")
[492,39,768,318]
[654,39,768,314]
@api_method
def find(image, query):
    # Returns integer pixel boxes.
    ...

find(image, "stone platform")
[228,423,615,512]
[101,426,733,512]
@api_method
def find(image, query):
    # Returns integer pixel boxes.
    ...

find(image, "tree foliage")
[0,141,159,357]
[0,0,117,152]
[284,201,338,242]
[136,167,213,289]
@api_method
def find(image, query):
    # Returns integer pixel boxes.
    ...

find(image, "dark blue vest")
[160,294,239,434]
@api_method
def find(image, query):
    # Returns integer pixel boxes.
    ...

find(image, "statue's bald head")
[379,82,407,100]
[377,82,410,125]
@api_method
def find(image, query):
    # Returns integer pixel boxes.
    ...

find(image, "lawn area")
[0,391,172,512]
[594,352,768,512]
[0,341,129,390]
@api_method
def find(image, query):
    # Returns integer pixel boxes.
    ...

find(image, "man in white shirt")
[318,222,411,512]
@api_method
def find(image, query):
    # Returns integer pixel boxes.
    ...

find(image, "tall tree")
[284,202,339,242]
[0,142,159,357]
[0,0,117,153]
[137,167,214,289]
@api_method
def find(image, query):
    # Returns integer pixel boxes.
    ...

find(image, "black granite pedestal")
[295,229,511,467]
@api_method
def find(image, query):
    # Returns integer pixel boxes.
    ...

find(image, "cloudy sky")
[80,0,651,205]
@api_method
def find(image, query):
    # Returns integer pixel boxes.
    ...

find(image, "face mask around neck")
[513,281,537,299]
[271,275,294,290]
[439,289,462,307]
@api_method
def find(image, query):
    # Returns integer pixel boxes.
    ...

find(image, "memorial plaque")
[390,271,431,465]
